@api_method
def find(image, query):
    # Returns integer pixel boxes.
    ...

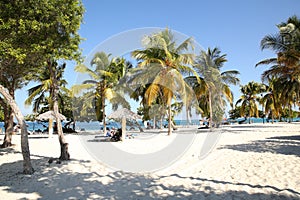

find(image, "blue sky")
[17,0,300,115]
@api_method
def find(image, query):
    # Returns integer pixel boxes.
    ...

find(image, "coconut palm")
[25,62,69,142]
[260,78,281,122]
[193,47,240,127]
[235,81,265,122]
[277,77,300,122]
[73,52,130,135]
[25,63,68,113]
[25,61,70,159]
[256,15,300,113]
[130,29,198,135]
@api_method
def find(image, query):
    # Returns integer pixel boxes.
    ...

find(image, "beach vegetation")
[73,52,130,135]
[130,29,197,134]
[0,0,84,173]
[193,47,240,127]
[235,81,265,122]
[256,15,300,122]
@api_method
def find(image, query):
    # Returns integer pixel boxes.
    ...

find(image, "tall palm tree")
[235,81,265,122]
[130,29,198,135]
[73,52,129,135]
[25,61,69,141]
[193,47,240,127]
[25,60,70,159]
[256,15,300,114]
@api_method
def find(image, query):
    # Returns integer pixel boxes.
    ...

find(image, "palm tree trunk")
[1,110,14,148]
[53,101,69,160]
[168,104,172,135]
[209,91,213,128]
[49,61,70,160]
[0,84,34,174]
[289,104,292,123]
[102,93,106,136]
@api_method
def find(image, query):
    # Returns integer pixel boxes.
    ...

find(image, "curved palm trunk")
[0,84,34,174]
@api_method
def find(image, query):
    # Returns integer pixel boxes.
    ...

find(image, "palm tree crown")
[130,28,198,134]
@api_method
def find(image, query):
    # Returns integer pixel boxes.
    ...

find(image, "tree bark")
[209,91,213,128]
[49,61,70,161]
[102,82,106,136]
[1,110,14,148]
[168,104,172,135]
[1,90,15,147]
[0,84,34,174]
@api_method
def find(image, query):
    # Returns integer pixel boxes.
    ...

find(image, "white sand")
[0,123,300,199]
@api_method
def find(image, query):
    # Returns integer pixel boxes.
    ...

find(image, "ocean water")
[0,117,299,133]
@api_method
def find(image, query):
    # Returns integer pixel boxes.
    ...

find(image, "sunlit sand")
[0,123,299,199]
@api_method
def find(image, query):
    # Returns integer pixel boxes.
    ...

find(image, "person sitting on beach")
[198,118,209,129]
[110,127,116,136]
[105,127,111,137]
[110,128,122,142]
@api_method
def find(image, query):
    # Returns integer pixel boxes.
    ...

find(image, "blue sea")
[0,117,299,133]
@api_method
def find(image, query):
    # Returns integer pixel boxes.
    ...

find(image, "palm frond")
[260,34,286,52]
[145,84,160,106]
[255,58,278,67]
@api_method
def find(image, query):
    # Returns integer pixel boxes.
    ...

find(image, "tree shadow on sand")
[0,158,299,199]
[0,145,19,156]
[219,135,300,157]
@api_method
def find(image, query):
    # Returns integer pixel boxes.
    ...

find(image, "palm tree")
[25,62,69,139]
[73,52,129,135]
[256,15,300,114]
[235,81,265,122]
[25,63,68,113]
[260,78,281,123]
[277,77,300,122]
[25,61,71,159]
[130,28,198,135]
[193,47,240,127]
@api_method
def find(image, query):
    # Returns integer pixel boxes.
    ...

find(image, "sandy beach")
[0,123,300,199]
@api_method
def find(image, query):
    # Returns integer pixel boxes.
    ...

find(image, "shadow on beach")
[0,157,299,199]
[219,134,300,157]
